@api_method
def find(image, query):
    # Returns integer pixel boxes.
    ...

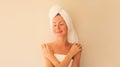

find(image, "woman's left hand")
[73,44,82,60]
[73,51,81,60]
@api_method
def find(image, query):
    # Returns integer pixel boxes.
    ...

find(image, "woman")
[41,5,82,67]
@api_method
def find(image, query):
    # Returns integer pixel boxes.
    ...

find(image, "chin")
[55,34,62,36]
[55,33,67,37]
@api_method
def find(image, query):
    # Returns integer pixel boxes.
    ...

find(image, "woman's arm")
[43,52,72,67]
[48,51,73,67]
[71,51,82,67]
[72,44,82,67]
[41,44,81,67]
[44,57,54,67]
[41,44,59,67]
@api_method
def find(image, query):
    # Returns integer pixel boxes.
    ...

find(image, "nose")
[56,24,60,29]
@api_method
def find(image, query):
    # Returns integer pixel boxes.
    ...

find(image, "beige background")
[0,0,120,67]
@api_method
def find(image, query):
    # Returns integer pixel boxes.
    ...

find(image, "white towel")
[54,54,73,67]
[49,5,78,43]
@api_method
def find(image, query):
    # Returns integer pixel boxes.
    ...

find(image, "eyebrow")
[52,22,56,23]
[53,21,64,24]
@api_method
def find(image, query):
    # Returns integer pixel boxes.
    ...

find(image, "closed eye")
[53,24,57,27]
[60,24,64,25]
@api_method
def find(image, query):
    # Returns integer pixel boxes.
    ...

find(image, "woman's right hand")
[68,43,82,57]
[41,44,54,60]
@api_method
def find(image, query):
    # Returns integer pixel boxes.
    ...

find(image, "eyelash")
[60,24,64,25]
[53,24,64,27]
[53,25,57,27]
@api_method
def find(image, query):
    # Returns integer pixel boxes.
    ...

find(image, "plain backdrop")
[0,0,120,67]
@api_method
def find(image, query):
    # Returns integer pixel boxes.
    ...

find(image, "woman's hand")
[70,44,82,67]
[73,44,82,59]
[73,51,81,60]
[41,44,60,66]
[68,43,82,58]
[41,44,54,60]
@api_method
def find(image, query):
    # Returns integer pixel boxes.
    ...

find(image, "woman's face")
[52,15,68,37]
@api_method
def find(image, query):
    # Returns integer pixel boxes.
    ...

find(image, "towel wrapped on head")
[49,5,78,43]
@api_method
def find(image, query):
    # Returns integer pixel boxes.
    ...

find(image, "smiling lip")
[56,31,62,33]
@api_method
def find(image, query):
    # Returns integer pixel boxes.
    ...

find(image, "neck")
[55,36,69,46]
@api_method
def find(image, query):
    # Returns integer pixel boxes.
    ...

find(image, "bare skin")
[41,15,82,67]
[41,43,82,67]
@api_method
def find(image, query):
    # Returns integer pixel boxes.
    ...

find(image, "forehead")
[52,15,65,23]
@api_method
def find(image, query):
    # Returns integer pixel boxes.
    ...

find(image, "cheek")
[62,26,68,32]
[52,27,56,33]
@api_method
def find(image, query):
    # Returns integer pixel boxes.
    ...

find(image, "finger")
[45,44,49,51]
[41,44,43,48]
[73,43,78,47]
[79,45,82,52]
[76,43,80,47]
[41,44,45,49]
[44,44,46,48]
[42,45,46,51]
[79,44,82,49]
[77,44,81,47]
[73,43,77,45]
[42,44,47,51]
[75,43,78,45]
[46,44,49,50]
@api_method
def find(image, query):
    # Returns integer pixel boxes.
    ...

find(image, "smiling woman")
[0,0,120,67]
[52,14,68,37]
[41,5,82,67]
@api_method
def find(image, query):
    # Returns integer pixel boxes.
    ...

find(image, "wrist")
[67,52,74,59]
[49,55,60,66]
